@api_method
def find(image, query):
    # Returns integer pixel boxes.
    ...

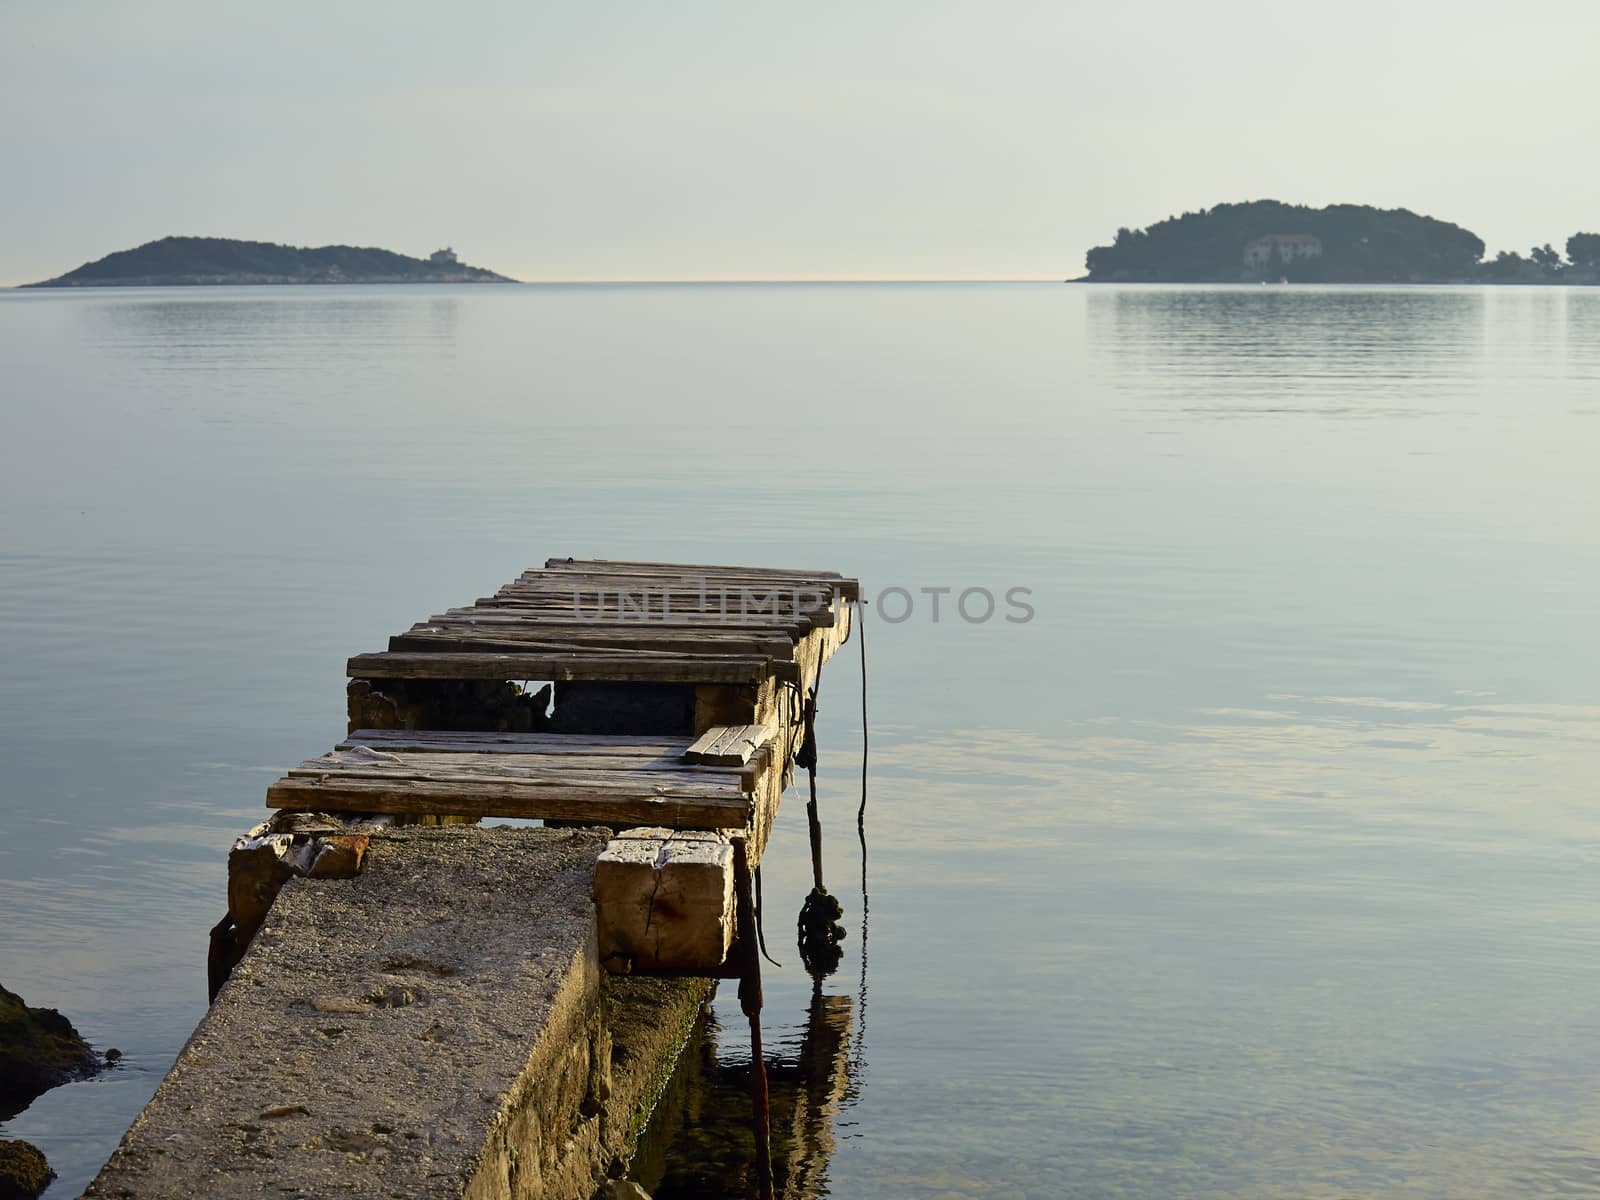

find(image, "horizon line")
[4,276,1067,289]
[512,276,1065,285]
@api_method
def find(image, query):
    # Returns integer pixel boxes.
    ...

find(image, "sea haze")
[1,282,1598,1197]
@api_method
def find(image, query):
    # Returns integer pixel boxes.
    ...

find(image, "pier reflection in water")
[637,979,857,1200]
[638,744,869,1199]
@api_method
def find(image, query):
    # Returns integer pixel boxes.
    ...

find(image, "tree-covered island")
[23,237,515,287]
[1079,201,1600,284]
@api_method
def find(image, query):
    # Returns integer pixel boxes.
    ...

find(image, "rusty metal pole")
[733,838,775,1200]
[799,685,825,892]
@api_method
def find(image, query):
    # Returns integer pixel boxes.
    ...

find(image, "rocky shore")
[1,981,109,1199]
[0,983,102,1118]
[0,1139,54,1200]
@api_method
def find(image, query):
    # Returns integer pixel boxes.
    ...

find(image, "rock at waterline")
[0,982,101,1119]
[0,1139,55,1200]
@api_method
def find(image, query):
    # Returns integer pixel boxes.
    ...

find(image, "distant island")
[23,237,516,287]
[1078,201,1600,285]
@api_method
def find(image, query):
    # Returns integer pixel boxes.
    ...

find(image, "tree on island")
[1529,244,1563,273]
[1082,200,1486,283]
[1568,233,1600,268]
[1482,250,1534,281]
[25,236,515,287]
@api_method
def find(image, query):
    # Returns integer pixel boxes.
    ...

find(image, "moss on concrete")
[605,977,714,1156]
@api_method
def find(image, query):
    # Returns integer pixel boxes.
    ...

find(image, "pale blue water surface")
[1,283,1598,1197]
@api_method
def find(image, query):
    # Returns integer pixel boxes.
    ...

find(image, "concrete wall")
[86,828,708,1200]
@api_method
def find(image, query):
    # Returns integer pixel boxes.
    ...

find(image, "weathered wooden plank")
[347,651,770,684]
[454,605,814,636]
[485,589,840,627]
[530,565,860,604]
[684,724,774,767]
[500,578,851,605]
[502,575,839,591]
[466,606,822,634]
[342,729,691,755]
[331,733,769,790]
[517,572,851,594]
[282,769,738,799]
[276,768,742,798]
[502,579,842,593]
[429,611,804,632]
[407,619,794,644]
[265,776,751,827]
[438,607,806,627]
[542,558,848,581]
[391,629,797,660]
[290,752,742,789]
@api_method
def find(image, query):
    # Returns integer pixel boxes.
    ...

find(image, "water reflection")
[4,283,1600,1197]
[1567,290,1600,393]
[86,289,458,340]
[1088,286,1488,417]
[638,982,856,1200]
[799,698,1600,1197]
[868,696,1600,854]
[1091,285,1487,361]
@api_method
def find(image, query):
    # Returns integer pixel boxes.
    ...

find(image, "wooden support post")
[733,838,774,1200]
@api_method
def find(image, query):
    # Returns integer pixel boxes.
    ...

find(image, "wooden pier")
[86,558,857,1200]
[340,557,854,865]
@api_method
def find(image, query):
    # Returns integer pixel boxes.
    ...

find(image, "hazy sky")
[3,0,1597,284]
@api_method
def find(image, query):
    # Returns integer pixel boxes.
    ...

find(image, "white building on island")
[429,247,459,265]
[1243,234,1322,269]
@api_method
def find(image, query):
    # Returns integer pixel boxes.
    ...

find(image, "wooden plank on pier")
[543,557,846,577]
[543,557,858,597]
[499,579,849,603]
[483,589,840,629]
[684,724,774,767]
[390,626,797,659]
[341,730,687,756]
[289,755,736,789]
[269,730,766,826]
[454,614,819,643]
[268,775,752,827]
[347,651,769,684]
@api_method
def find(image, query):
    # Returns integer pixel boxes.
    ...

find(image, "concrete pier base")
[86,827,707,1200]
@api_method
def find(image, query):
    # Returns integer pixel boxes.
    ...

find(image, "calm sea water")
[1,283,1598,1198]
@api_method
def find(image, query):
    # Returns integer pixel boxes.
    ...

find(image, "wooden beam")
[347,651,770,684]
[454,606,814,638]
[340,729,692,756]
[390,628,797,660]
[595,829,735,972]
[266,776,751,828]
[483,590,840,630]
[685,724,775,767]
[543,557,849,581]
